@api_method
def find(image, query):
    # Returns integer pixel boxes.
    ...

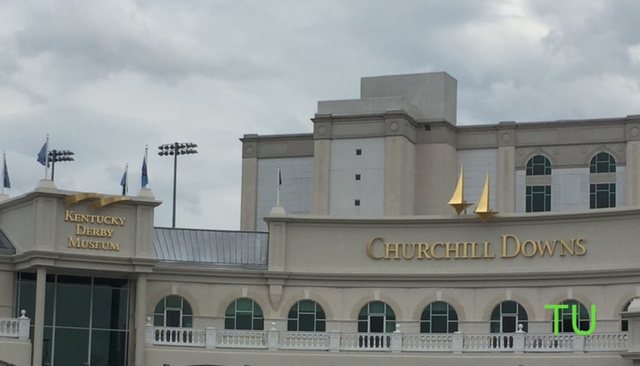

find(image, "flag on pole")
[141,147,149,188]
[37,141,48,166]
[37,135,50,179]
[2,152,10,190]
[120,164,128,195]
[279,168,282,186]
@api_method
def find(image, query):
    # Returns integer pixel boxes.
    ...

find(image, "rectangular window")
[355,174,361,181]
[590,183,616,208]
[354,199,361,206]
[526,185,551,212]
[356,149,362,155]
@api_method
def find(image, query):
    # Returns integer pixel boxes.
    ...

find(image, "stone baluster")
[18,310,30,339]
[390,324,402,353]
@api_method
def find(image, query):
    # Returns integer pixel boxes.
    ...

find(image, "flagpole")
[2,151,5,195]
[276,162,281,207]
[122,163,129,196]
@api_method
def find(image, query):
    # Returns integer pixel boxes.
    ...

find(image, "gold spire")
[474,172,498,223]
[448,164,473,215]
[64,192,102,206]
[91,196,130,211]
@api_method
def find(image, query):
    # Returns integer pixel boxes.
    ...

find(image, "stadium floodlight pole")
[158,142,198,228]
[49,149,75,182]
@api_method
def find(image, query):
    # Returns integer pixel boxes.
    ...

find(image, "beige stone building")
[3,72,640,366]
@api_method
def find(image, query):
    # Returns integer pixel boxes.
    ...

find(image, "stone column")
[497,122,516,213]
[134,275,147,366]
[31,267,46,366]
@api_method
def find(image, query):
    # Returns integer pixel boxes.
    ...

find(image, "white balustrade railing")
[0,311,30,340]
[216,330,267,349]
[463,334,514,352]
[585,332,628,351]
[341,333,391,351]
[279,331,330,350]
[152,327,206,347]
[143,325,629,355]
[525,334,573,352]
[403,334,452,352]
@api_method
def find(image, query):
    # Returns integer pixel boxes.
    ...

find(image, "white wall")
[330,138,385,216]
[552,167,589,212]
[515,170,525,213]
[256,157,313,231]
[457,149,498,211]
[617,167,627,207]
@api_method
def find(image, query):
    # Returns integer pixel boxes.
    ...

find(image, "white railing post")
[513,324,526,353]
[452,331,463,353]
[573,335,585,353]
[267,322,279,351]
[18,309,30,339]
[391,324,402,353]
[329,330,341,352]
[205,327,217,349]
[145,317,154,344]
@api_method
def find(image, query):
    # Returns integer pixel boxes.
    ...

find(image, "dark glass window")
[287,300,326,332]
[526,185,551,212]
[224,298,264,330]
[15,273,130,366]
[490,301,528,333]
[590,183,616,208]
[555,300,590,333]
[590,152,616,173]
[420,301,458,333]
[356,149,362,156]
[622,300,632,331]
[526,155,551,176]
[357,301,395,333]
[355,174,361,181]
[153,295,193,328]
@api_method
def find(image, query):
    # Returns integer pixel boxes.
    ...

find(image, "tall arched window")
[554,299,590,333]
[358,301,395,333]
[225,298,264,330]
[490,301,528,333]
[287,300,326,332]
[153,295,193,328]
[420,301,458,333]
[590,152,616,208]
[525,155,552,212]
[621,300,632,331]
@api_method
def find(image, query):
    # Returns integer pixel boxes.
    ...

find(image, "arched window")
[554,299,590,333]
[420,301,458,333]
[490,301,528,333]
[590,152,616,173]
[153,295,193,328]
[525,155,552,212]
[358,301,395,333]
[224,298,264,330]
[622,300,632,331]
[590,152,616,209]
[526,155,552,176]
[287,300,326,332]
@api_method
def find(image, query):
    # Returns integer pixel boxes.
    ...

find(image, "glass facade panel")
[53,328,90,366]
[90,330,128,366]
[16,273,130,366]
[490,301,528,333]
[590,183,616,209]
[56,283,91,327]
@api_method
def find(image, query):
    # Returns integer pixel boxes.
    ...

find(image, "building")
[2,72,640,366]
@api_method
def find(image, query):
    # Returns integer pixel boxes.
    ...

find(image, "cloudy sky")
[1,0,639,230]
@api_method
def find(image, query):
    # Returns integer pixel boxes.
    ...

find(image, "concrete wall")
[329,138,385,217]
[457,149,499,211]
[0,340,31,366]
[256,157,313,231]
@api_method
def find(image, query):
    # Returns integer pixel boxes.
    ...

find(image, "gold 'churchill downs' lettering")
[65,210,126,252]
[367,235,586,260]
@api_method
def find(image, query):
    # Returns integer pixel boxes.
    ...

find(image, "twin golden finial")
[447,165,498,223]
